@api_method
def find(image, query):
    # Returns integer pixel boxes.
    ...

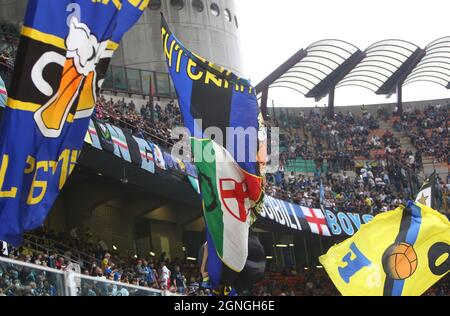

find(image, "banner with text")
[259,196,374,237]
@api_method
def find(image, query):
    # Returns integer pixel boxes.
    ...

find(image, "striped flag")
[0,76,7,107]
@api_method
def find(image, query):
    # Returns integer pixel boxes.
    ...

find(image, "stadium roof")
[255,37,450,112]
[337,39,424,95]
[267,39,365,101]
[404,37,450,89]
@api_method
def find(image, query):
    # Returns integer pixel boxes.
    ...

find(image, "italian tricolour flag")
[192,138,263,275]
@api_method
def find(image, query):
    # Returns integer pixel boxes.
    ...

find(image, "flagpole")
[303,236,309,267]
[431,171,436,209]
[272,232,278,268]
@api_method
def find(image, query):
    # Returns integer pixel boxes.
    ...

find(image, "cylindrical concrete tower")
[0,0,27,27]
[0,0,244,76]
[112,0,244,75]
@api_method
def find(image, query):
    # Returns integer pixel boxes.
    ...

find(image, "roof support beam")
[376,48,426,95]
[306,50,366,101]
[327,87,335,119]
[396,84,403,116]
[260,86,269,120]
[255,49,308,94]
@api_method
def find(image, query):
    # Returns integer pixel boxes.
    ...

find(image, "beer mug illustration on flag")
[33,17,108,138]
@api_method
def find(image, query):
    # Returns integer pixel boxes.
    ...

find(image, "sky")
[235,0,450,107]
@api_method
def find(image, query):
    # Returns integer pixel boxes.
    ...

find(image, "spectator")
[159,261,171,290]
[172,265,186,294]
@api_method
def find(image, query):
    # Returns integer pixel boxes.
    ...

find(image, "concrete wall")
[47,194,188,259]
[0,0,26,26]
[272,98,450,118]
[149,219,185,260]
[115,0,243,75]
[46,196,68,234]
[0,0,243,75]
[83,201,137,256]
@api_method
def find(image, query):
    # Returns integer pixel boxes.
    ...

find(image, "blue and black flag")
[161,14,265,291]
[161,14,263,176]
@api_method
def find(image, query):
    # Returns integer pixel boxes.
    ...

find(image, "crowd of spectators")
[266,161,414,215]
[94,94,183,150]
[0,96,449,294]
[393,104,449,163]
[252,264,449,296]
[0,32,17,71]
[0,228,209,296]
[0,30,448,296]
[65,91,450,218]
[278,107,379,160]
[267,104,449,215]
[277,107,425,173]
[252,267,339,296]
[0,31,17,92]
[3,231,448,297]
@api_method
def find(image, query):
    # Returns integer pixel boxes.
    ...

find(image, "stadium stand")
[94,94,182,150]
[0,30,15,91]
[90,89,449,216]
[1,230,448,296]
[0,28,448,296]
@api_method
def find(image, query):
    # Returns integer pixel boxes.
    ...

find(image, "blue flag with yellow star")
[415,171,436,208]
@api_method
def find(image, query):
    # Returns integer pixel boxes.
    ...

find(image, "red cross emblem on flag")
[219,178,250,223]
[303,207,330,236]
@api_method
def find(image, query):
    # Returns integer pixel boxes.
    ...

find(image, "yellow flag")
[319,202,450,296]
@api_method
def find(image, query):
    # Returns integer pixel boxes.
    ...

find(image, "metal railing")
[443,191,449,214]
[386,155,421,200]
[0,256,179,296]
[102,65,177,99]
[23,233,101,269]
[94,114,179,153]
[20,237,83,267]
[285,158,322,174]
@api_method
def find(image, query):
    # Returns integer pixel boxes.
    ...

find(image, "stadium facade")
[114,0,244,75]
